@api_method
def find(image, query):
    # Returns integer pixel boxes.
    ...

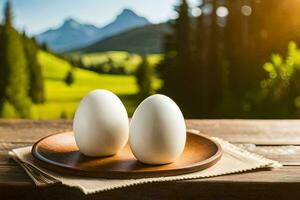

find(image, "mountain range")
[80,23,171,54]
[36,9,151,52]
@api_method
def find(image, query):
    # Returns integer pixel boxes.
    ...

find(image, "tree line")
[0,1,44,118]
[70,56,128,75]
[157,0,300,118]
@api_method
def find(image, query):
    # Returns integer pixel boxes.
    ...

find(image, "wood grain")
[2,119,300,144]
[1,180,300,200]
[188,119,300,145]
[32,131,222,178]
[0,119,300,199]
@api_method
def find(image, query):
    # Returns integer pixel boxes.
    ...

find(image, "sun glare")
[241,5,252,16]
[216,6,228,18]
[192,7,202,17]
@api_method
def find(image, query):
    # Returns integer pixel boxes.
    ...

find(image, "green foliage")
[158,0,200,116]
[158,0,300,118]
[64,70,75,86]
[0,1,31,118]
[262,42,300,88]
[60,109,68,119]
[135,56,153,97]
[71,51,162,75]
[259,42,300,117]
[0,26,4,115]
[40,42,49,51]
[23,36,45,103]
[4,0,12,26]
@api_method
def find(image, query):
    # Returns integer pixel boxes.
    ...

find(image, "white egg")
[73,89,129,157]
[129,94,186,165]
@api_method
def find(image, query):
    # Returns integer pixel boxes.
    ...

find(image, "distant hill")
[36,9,151,52]
[79,23,172,54]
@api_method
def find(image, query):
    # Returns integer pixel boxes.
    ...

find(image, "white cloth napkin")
[9,130,281,194]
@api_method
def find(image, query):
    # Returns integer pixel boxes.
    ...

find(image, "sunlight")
[241,5,252,16]
[202,4,213,15]
[216,6,228,18]
[191,7,202,17]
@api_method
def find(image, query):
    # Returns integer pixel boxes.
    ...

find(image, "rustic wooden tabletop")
[1,119,300,200]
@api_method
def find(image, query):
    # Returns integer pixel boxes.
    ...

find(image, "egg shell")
[129,94,186,165]
[73,89,129,157]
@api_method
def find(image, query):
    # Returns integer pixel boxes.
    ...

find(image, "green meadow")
[17,51,161,119]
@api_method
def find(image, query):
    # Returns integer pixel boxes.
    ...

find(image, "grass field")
[22,51,162,119]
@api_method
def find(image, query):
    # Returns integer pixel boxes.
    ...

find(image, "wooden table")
[1,120,300,200]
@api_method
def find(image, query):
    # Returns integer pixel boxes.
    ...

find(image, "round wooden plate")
[32,131,222,179]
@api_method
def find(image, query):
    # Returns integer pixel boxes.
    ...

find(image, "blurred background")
[1,0,300,119]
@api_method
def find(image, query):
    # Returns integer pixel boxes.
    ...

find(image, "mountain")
[80,23,172,54]
[36,18,99,52]
[96,9,150,42]
[36,9,151,52]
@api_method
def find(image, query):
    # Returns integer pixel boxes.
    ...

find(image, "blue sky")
[0,0,200,36]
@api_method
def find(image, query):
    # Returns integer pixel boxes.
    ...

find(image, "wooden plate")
[32,131,222,179]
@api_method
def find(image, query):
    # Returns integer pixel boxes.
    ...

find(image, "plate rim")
[31,131,223,178]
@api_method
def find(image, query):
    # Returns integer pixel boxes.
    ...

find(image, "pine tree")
[175,0,193,99]
[0,25,4,114]
[64,70,75,86]
[195,0,224,117]
[23,35,45,103]
[135,56,153,97]
[194,1,208,116]
[40,42,49,51]
[159,0,195,115]
[0,1,31,117]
